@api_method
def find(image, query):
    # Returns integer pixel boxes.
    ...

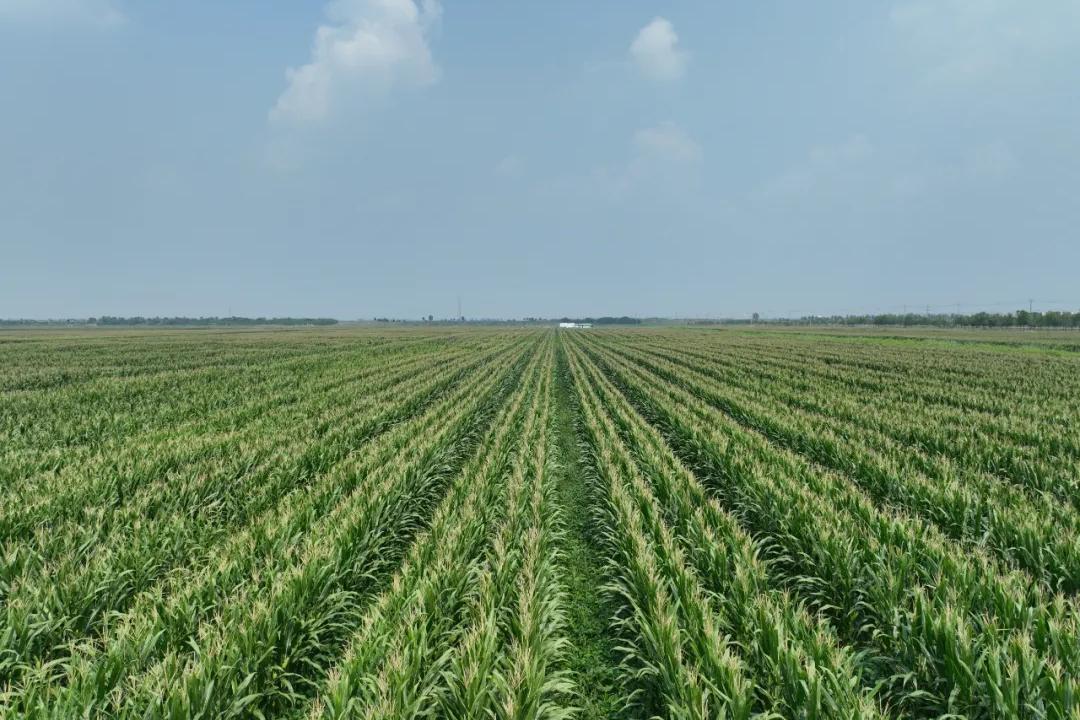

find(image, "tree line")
[0,317,338,326]
[95,316,339,326]
[726,310,1080,329]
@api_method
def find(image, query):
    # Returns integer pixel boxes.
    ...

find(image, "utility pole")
[1029,298,1034,314]
[457,295,462,322]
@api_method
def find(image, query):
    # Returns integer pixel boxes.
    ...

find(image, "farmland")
[1,326,1078,719]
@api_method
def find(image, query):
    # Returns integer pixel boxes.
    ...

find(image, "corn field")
[1,325,1078,719]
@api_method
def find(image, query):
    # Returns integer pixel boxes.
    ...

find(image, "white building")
[558,322,593,329]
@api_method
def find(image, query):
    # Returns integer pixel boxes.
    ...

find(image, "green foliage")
[1,325,1077,720]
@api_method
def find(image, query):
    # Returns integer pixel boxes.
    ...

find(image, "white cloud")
[0,0,125,27]
[600,123,702,199]
[759,134,1019,208]
[270,0,441,127]
[761,135,874,199]
[630,17,687,82]
[494,154,523,178]
[966,141,1017,182]
[633,123,702,165]
[884,142,1020,199]
[891,0,1080,85]
[538,123,703,205]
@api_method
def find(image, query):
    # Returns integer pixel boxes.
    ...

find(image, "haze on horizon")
[2,1,1078,320]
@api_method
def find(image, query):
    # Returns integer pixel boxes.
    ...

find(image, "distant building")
[559,322,593,329]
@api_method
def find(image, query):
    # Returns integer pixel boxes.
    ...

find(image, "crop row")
[566,340,882,719]
[4,326,1076,718]
[585,333,1080,592]
[617,333,1080,501]
[0,337,520,695]
[568,331,1078,718]
[5,333,537,716]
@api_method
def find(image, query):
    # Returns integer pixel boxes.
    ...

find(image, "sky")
[2,0,1079,320]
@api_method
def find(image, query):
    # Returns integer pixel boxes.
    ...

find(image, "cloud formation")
[538,123,702,206]
[601,123,702,199]
[761,135,874,200]
[633,123,702,165]
[966,141,1016,182]
[891,0,1080,85]
[630,17,686,82]
[494,154,523,178]
[0,0,124,27]
[271,0,441,127]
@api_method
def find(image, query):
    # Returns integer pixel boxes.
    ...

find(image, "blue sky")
[2,0,1078,319]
